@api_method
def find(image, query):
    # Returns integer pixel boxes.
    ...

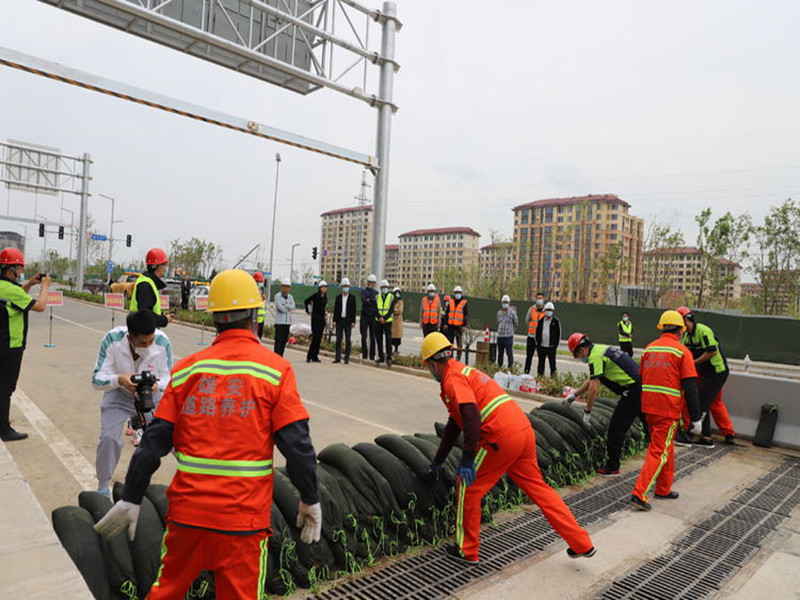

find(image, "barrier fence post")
[43,290,63,348]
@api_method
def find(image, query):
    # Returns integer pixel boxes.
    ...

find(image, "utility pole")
[290,242,300,283]
[75,153,91,292]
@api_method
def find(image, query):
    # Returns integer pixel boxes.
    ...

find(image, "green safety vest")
[683,322,728,375]
[129,275,162,315]
[618,320,632,342]
[257,303,265,324]
[376,293,394,323]
[588,343,637,388]
[0,279,34,350]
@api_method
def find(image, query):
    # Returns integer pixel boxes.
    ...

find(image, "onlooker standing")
[180,273,191,310]
[439,293,451,334]
[618,311,633,357]
[129,248,173,328]
[360,274,379,362]
[333,278,356,364]
[420,284,441,337]
[534,302,560,377]
[444,285,468,361]
[0,248,51,441]
[304,281,328,363]
[496,295,518,368]
[523,292,546,374]
[273,278,295,356]
[375,280,395,365]
[391,287,404,355]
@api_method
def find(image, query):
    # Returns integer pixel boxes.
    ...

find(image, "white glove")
[94,500,141,541]
[296,501,322,544]
[562,393,577,407]
[690,420,703,433]
[583,410,592,427]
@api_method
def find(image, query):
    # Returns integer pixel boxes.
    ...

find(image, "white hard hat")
[341,277,351,286]
[380,279,389,288]
[544,301,555,311]
[367,274,377,283]
[453,285,463,293]
[501,294,510,303]
[318,280,328,287]
[426,283,436,292]
[281,278,291,286]
[392,287,400,293]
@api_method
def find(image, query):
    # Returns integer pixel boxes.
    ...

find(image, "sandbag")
[143,484,169,526]
[52,506,112,600]
[433,421,463,448]
[527,413,569,455]
[269,502,305,593]
[540,402,591,430]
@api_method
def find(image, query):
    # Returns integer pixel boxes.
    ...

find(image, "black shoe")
[375,358,383,365]
[444,544,479,565]
[655,491,679,499]
[567,546,596,559]
[312,358,321,363]
[630,494,651,511]
[332,358,341,364]
[695,437,715,449]
[725,434,736,445]
[386,358,392,367]
[596,468,621,478]
[0,428,29,442]
[344,358,349,365]
[674,429,696,447]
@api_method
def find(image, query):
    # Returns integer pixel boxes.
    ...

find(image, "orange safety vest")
[527,307,545,335]
[422,295,441,324]
[447,298,467,327]
[153,328,310,531]
[640,333,698,419]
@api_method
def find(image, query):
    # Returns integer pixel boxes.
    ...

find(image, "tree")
[707,212,752,309]
[169,237,222,279]
[641,221,685,307]
[594,242,630,306]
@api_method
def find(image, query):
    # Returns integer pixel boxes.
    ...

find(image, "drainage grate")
[596,455,800,600]
[308,445,733,600]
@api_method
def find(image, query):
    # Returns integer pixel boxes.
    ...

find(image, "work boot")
[344,357,349,365]
[630,494,651,511]
[674,429,696,447]
[444,544,480,565]
[332,358,341,364]
[567,546,596,559]
[725,434,736,445]
[0,428,28,442]
[655,491,679,499]
[596,467,621,478]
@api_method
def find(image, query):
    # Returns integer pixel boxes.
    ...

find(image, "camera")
[131,370,158,413]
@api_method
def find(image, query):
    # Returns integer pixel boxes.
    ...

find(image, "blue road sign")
[91,233,108,241]
[106,260,114,268]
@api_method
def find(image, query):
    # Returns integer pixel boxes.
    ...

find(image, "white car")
[188,285,209,309]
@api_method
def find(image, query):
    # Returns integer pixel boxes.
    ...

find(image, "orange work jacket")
[447,298,467,327]
[528,307,545,335]
[422,295,441,324]
[640,333,697,419]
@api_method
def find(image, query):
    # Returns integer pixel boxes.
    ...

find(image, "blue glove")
[458,458,476,487]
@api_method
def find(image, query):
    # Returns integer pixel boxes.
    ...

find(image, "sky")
[1,0,798,281]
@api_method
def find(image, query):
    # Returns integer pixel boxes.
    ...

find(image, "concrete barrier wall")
[721,372,800,449]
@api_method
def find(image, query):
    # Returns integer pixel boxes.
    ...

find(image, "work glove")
[94,500,141,541]
[582,410,592,428]
[458,457,476,488]
[562,393,577,407]
[296,501,322,544]
[690,413,706,433]
[422,462,444,484]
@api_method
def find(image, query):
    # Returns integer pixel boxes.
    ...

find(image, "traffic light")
[58,226,64,240]
[312,246,318,260]
[126,234,132,247]
[38,223,45,237]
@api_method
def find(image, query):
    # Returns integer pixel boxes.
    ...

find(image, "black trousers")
[335,322,352,361]
[524,337,537,374]
[444,326,464,360]
[605,385,644,471]
[274,324,290,356]
[257,322,264,339]
[620,341,633,357]
[699,370,729,437]
[377,321,393,362]
[0,351,24,432]
[497,336,514,368]
[537,346,557,376]
[308,318,325,361]
[360,315,376,360]
[421,323,438,337]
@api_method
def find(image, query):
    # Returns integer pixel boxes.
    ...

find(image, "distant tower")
[355,170,372,284]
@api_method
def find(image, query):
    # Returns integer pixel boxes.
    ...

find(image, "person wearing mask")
[439,292,451,334]
[495,295,518,369]
[421,332,595,565]
[129,248,174,328]
[534,302,560,377]
[91,310,173,498]
[445,286,469,361]
[95,269,321,597]
[273,278,295,356]
[631,311,702,511]
[333,278,356,364]
[304,281,328,363]
[0,248,51,441]
[391,287,404,355]
[523,292,546,375]
[420,284,441,337]
[617,312,633,357]
[180,273,192,310]
[565,333,643,477]
[375,280,395,366]
[360,274,379,363]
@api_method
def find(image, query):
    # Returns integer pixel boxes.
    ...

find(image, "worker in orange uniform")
[422,332,595,564]
[631,310,703,511]
[420,283,441,337]
[523,292,546,375]
[443,285,468,361]
[95,269,321,599]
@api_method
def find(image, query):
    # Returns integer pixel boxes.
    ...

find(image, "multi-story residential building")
[741,277,800,316]
[479,242,515,282]
[512,195,644,303]
[644,247,741,306]
[319,205,372,285]
[397,227,481,291]
[384,244,399,286]
[0,231,25,255]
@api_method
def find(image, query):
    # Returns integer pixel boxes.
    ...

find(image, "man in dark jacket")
[333,278,357,364]
[304,281,328,363]
[534,301,560,377]
[129,248,173,328]
[360,274,378,362]
[179,274,191,310]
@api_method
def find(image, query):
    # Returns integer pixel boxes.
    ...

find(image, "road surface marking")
[11,388,97,490]
[301,398,404,434]
[52,313,106,335]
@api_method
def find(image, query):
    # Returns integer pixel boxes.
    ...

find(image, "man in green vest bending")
[129,248,172,328]
[617,312,633,357]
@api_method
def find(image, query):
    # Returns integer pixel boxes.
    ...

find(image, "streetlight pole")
[98,194,122,267]
[266,152,281,300]
[60,208,74,280]
[289,242,300,283]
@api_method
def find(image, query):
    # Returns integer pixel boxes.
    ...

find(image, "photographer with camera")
[0,248,51,442]
[91,310,173,499]
[129,248,174,327]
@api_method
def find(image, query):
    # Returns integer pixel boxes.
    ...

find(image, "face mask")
[623,317,629,322]
[501,302,509,309]
[545,310,554,317]
[381,287,388,294]
[428,362,441,382]
[454,293,462,300]
[342,287,349,294]
[536,299,543,307]
[428,292,435,298]
[580,357,589,363]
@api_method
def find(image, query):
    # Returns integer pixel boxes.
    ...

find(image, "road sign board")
[44,290,64,306]
[106,260,114,268]
[160,294,170,310]
[103,293,125,309]
[106,264,114,274]
[91,233,107,241]
[194,296,208,311]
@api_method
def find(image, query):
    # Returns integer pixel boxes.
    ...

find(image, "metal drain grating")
[596,455,800,600]
[308,445,733,599]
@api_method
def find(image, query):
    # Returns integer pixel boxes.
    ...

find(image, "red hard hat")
[252,271,265,282]
[568,332,589,356]
[676,306,692,318]
[146,248,169,266]
[0,247,25,266]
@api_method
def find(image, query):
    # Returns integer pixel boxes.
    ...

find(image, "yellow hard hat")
[421,332,453,362]
[207,269,263,312]
[657,310,686,332]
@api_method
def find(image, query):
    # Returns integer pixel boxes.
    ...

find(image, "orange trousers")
[147,522,269,599]
[632,415,679,502]
[455,424,593,561]
[680,387,735,437]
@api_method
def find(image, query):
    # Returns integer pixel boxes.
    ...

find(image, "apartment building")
[479,242,515,283]
[644,247,741,305]
[397,227,480,291]
[512,194,644,303]
[385,244,399,286]
[319,205,372,285]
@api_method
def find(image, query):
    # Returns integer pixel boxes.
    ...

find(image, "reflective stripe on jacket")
[447,298,467,327]
[376,293,394,322]
[640,334,697,419]
[618,320,632,342]
[527,307,544,335]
